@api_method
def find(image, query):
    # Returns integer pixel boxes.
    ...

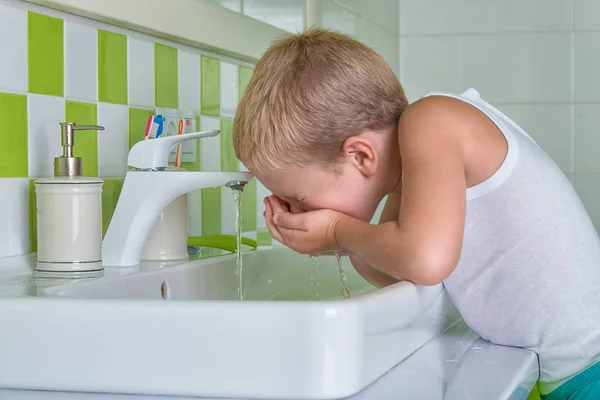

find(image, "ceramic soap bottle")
[34,122,105,274]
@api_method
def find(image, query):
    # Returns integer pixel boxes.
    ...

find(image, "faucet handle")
[127,129,220,170]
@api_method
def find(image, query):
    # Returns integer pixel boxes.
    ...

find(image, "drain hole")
[160,281,170,300]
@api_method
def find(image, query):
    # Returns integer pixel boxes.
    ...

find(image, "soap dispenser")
[34,122,105,274]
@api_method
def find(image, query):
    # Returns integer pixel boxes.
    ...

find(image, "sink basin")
[0,248,460,399]
[44,249,376,301]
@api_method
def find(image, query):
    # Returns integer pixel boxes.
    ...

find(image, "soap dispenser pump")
[34,122,105,274]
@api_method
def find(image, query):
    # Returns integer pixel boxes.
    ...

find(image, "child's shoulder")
[398,94,508,188]
[397,94,500,148]
[399,95,489,130]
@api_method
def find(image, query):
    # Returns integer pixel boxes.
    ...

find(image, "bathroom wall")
[209,0,400,76]
[319,0,399,76]
[399,0,600,231]
[0,0,274,259]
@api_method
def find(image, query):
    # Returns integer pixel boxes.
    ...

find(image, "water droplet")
[309,255,320,300]
[336,252,351,299]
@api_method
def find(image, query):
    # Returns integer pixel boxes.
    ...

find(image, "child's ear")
[342,135,378,177]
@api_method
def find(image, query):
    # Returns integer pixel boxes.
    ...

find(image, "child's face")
[254,162,384,222]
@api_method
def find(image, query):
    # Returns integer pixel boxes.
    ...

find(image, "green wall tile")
[29,179,37,252]
[241,179,257,232]
[182,115,201,172]
[239,66,253,99]
[102,178,124,237]
[0,93,28,177]
[155,43,178,109]
[201,187,221,235]
[27,12,64,96]
[128,107,154,150]
[98,30,128,104]
[65,101,98,177]
[257,229,272,247]
[220,119,237,172]
[201,55,220,116]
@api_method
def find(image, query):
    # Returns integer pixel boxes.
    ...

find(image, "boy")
[232,28,600,399]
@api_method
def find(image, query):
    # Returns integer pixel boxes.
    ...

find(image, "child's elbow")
[403,250,459,286]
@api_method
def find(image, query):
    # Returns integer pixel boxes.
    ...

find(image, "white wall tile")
[574,105,600,174]
[27,94,65,177]
[178,50,200,114]
[400,0,465,36]
[462,0,571,34]
[400,0,571,36]
[358,18,399,76]
[574,0,600,31]
[334,0,399,34]
[0,179,29,258]
[220,61,239,118]
[97,103,128,177]
[461,33,571,103]
[574,174,600,233]
[321,1,398,75]
[128,37,154,108]
[256,181,271,230]
[209,0,242,12]
[400,36,462,102]
[574,33,600,102]
[65,21,97,102]
[220,186,237,234]
[0,4,27,93]
[243,0,304,33]
[500,104,572,173]
[187,190,202,236]
[200,117,221,171]
[321,0,359,37]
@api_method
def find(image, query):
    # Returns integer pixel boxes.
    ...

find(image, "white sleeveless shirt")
[425,88,600,394]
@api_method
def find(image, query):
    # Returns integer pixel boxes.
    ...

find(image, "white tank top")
[425,88,600,394]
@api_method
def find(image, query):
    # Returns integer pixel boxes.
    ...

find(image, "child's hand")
[263,195,290,245]
[271,209,345,256]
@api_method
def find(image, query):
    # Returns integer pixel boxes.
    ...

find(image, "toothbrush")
[145,115,165,140]
[143,116,155,140]
[174,118,184,167]
[155,115,165,138]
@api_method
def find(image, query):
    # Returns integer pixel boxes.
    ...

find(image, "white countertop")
[0,254,539,400]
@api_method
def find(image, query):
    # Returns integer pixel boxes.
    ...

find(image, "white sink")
[0,248,460,399]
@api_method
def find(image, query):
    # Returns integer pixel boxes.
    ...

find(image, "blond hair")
[232,28,408,172]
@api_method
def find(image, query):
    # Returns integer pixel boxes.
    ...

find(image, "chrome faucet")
[225,181,247,191]
[102,130,252,267]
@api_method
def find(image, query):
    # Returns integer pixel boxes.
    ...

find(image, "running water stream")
[232,188,244,301]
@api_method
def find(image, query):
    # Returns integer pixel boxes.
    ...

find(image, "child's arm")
[349,192,401,287]
[335,99,466,285]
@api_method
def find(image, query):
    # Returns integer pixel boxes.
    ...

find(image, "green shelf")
[188,235,257,253]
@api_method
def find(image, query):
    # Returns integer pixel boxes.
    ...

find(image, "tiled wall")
[210,0,400,76]
[320,0,399,76]
[399,0,600,231]
[0,0,273,259]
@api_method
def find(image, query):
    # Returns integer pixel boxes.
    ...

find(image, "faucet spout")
[102,171,252,267]
[225,181,247,191]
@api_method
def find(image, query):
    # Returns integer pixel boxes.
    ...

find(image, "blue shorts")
[542,361,600,400]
